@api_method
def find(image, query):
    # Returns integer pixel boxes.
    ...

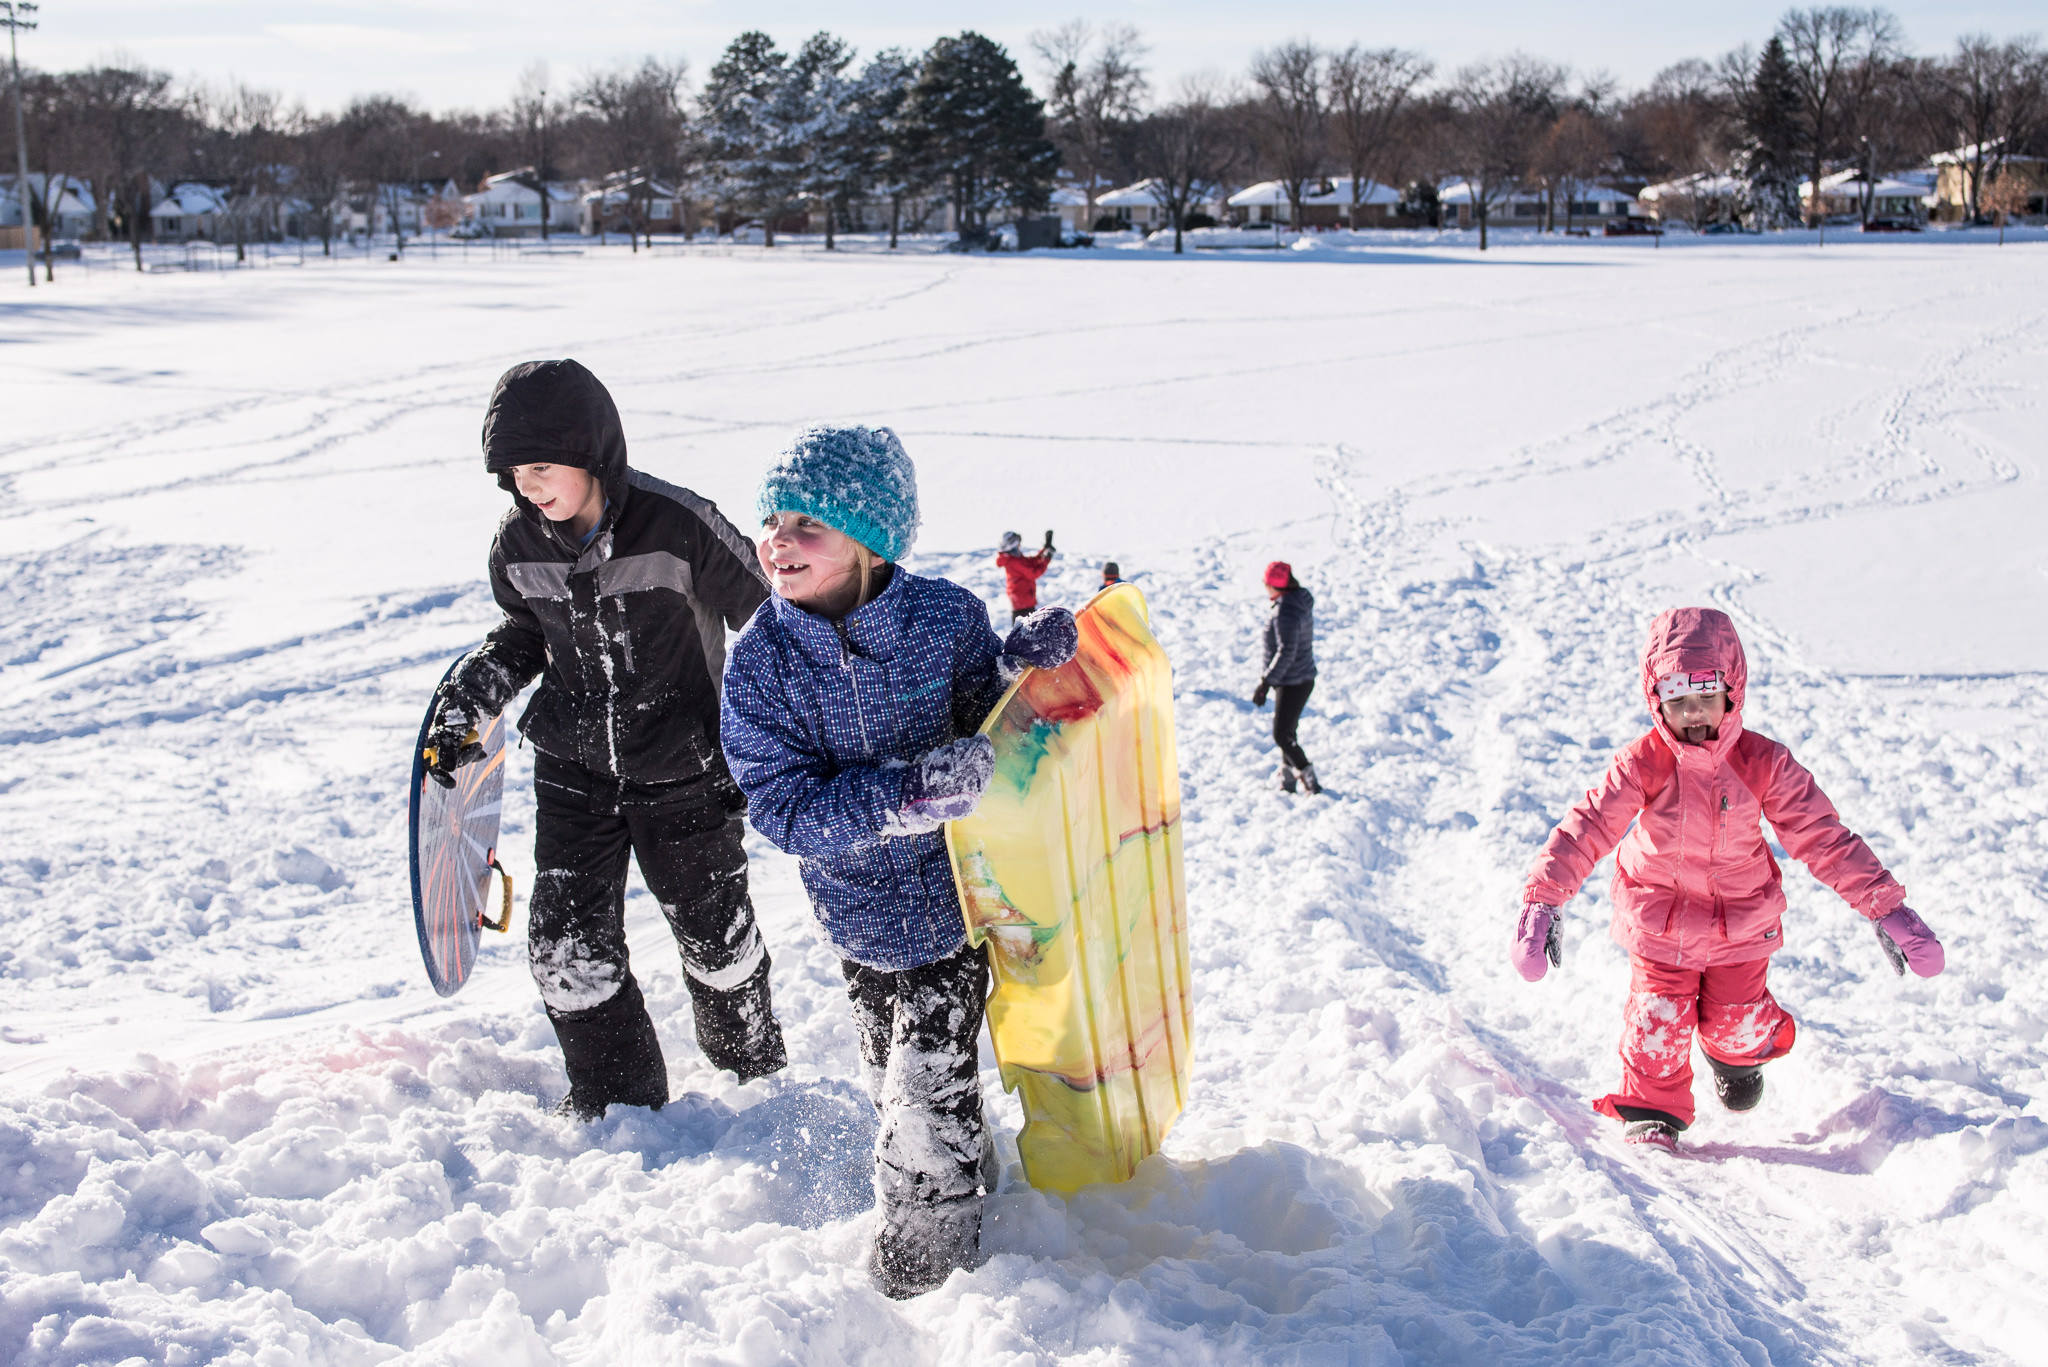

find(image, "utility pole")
[4,1,37,288]
[537,85,549,242]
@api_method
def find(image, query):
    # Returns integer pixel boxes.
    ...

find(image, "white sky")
[20,1,2045,114]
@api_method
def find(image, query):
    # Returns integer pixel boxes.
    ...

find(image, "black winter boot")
[1297,764,1322,795]
[871,1192,983,1299]
[548,977,670,1118]
[1279,765,1298,793]
[1707,1054,1765,1112]
[1623,1119,1680,1150]
[684,955,788,1082]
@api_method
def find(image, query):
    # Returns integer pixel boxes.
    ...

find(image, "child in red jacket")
[996,530,1055,622]
[1514,607,1945,1148]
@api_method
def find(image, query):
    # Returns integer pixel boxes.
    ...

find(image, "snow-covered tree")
[782,33,855,248]
[1736,37,1804,229]
[837,49,920,247]
[699,32,790,241]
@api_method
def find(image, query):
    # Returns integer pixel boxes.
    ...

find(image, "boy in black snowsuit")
[425,359,787,1117]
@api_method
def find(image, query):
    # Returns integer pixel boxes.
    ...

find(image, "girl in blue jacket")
[719,425,1076,1299]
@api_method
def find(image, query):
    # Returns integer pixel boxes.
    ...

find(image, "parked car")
[1700,221,1744,235]
[1604,218,1663,236]
[1862,217,1923,233]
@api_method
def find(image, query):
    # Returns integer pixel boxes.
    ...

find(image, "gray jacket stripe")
[629,468,770,588]
[599,551,695,597]
[506,561,571,600]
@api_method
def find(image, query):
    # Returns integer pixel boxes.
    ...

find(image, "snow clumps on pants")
[841,942,994,1298]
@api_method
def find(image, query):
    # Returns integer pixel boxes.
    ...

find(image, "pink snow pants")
[1592,954,1796,1129]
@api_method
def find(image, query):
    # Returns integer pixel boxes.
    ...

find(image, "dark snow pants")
[1272,680,1315,771]
[841,941,993,1297]
[528,752,786,1115]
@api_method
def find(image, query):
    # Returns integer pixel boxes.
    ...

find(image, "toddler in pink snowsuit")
[1514,607,1944,1146]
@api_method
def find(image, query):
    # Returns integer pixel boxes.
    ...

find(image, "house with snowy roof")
[150,183,230,242]
[1047,185,1093,231]
[580,173,683,237]
[1437,180,1638,231]
[0,174,95,239]
[466,171,582,238]
[1227,177,1407,229]
[1638,172,1745,226]
[1928,140,2047,222]
[1799,167,1934,224]
[342,180,463,238]
[1092,179,1228,231]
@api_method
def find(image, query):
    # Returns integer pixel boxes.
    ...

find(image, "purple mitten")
[899,735,996,829]
[1001,608,1078,680]
[1875,906,1944,978]
[1512,902,1563,982]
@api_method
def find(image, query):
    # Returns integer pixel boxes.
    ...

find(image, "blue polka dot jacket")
[720,567,1009,970]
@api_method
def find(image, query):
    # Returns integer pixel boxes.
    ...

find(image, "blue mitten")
[1000,608,1078,682]
[889,735,997,834]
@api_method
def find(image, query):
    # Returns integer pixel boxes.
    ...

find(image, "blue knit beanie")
[755,425,920,562]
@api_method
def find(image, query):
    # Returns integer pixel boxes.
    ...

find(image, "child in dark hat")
[425,358,788,1121]
[720,425,1078,1298]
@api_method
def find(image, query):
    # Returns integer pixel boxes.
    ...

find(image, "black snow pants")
[841,941,994,1298]
[1273,679,1315,772]
[528,751,786,1116]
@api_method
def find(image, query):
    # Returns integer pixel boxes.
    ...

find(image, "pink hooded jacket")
[1522,607,1905,969]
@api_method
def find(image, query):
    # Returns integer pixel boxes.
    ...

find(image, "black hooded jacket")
[1259,585,1316,687]
[446,360,769,785]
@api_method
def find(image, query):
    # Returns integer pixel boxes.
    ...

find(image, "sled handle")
[481,853,514,933]
[422,727,480,770]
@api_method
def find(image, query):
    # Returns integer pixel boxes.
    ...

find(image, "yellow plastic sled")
[947,582,1193,1194]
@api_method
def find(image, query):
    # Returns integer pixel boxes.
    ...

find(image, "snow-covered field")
[2,238,2045,1365]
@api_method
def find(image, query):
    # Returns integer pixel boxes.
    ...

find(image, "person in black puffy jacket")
[1251,560,1320,794]
[425,359,787,1119]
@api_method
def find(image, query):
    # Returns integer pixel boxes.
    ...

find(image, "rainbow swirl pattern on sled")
[947,583,1193,1193]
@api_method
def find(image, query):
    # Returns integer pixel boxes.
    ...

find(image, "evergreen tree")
[840,50,921,248]
[699,31,792,241]
[898,33,1060,237]
[1739,37,1804,229]
[783,33,855,249]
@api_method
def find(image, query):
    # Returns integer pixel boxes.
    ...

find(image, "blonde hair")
[850,542,879,614]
